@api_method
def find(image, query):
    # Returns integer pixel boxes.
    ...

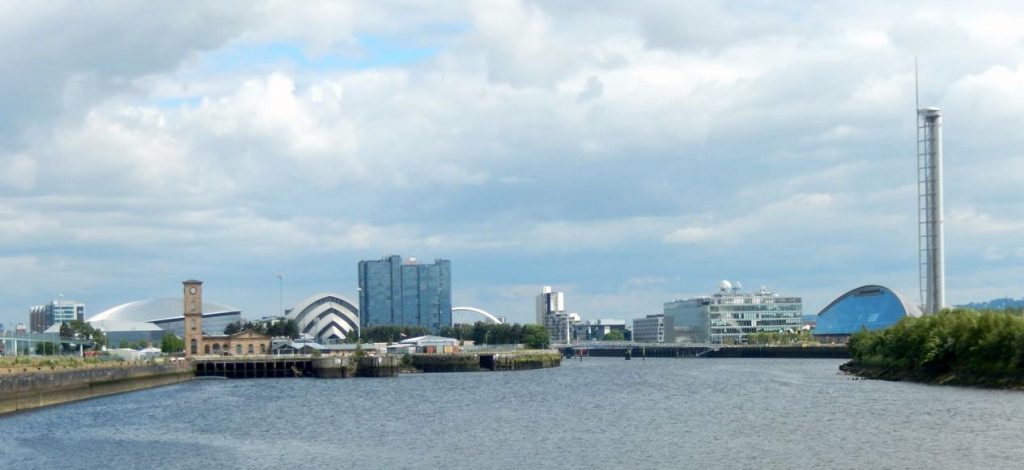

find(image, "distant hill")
[958,297,1024,311]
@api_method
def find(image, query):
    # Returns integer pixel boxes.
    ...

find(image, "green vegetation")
[602,330,625,341]
[0,355,120,371]
[160,334,184,353]
[522,325,550,349]
[59,320,106,350]
[747,330,814,345]
[848,308,1024,384]
[223,318,299,338]
[439,322,551,348]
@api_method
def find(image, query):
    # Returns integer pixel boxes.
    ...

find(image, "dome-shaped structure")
[287,293,359,343]
[814,285,921,341]
[88,298,239,323]
[87,298,242,339]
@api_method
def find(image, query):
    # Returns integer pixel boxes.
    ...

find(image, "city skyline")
[3,1,1024,327]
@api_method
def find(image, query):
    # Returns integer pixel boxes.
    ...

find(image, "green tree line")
[223,318,300,338]
[350,325,433,343]
[849,308,1024,376]
[439,322,550,349]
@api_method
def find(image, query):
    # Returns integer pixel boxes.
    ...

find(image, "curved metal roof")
[287,293,359,342]
[88,298,240,323]
[815,285,921,336]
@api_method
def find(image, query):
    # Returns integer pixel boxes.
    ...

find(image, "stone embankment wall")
[0,362,193,416]
[489,352,562,371]
[412,351,562,373]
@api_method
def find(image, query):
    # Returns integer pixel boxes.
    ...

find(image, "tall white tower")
[917,107,945,314]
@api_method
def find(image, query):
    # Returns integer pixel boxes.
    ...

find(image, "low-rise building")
[202,329,272,355]
[399,335,460,353]
[663,281,803,344]
[633,314,675,343]
[573,319,628,341]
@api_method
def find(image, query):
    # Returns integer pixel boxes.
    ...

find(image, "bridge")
[452,306,503,324]
[559,342,850,359]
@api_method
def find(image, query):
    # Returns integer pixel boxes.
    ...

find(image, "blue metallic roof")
[814,285,921,335]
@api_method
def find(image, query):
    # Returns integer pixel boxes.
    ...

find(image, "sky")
[2,0,1023,328]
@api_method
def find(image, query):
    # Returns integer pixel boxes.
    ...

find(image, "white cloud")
[2,1,1024,323]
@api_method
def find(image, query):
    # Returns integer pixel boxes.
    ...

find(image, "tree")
[266,318,298,339]
[603,330,625,341]
[160,334,184,353]
[522,324,551,349]
[60,320,106,350]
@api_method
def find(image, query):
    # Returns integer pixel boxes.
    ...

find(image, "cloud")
[2,1,1024,324]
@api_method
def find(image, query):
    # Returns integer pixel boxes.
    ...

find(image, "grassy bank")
[846,308,1024,387]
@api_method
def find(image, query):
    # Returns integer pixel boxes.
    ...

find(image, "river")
[3,358,1024,469]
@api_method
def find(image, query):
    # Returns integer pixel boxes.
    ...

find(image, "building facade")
[663,281,803,344]
[573,319,628,341]
[30,299,85,333]
[535,286,579,344]
[287,293,360,343]
[358,255,452,332]
[633,314,675,343]
[183,280,204,357]
[814,285,921,343]
[202,329,272,355]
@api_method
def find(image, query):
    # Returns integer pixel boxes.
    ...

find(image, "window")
[236,344,242,355]
[190,339,197,354]
[248,344,254,354]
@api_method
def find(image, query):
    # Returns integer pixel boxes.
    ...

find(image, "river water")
[3,358,1024,469]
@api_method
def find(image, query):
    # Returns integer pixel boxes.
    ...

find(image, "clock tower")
[183,280,203,357]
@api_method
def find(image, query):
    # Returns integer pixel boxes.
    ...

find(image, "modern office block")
[358,255,452,331]
[633,314,675,343]
[663,281,802,344]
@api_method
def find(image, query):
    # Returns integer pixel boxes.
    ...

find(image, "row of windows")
[202,343,267,355]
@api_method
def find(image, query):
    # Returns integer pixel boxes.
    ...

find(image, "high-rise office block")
[358,255,452,331]
[29,299,84,333]
[535,286,579,344]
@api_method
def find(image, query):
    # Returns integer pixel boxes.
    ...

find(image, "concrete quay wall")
[413,351,562,373]
[0,363,193,416]
[564,344,850,359]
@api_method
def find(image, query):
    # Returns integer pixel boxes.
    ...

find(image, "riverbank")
[1,350,562,415]
[0,362,193,416]
[839,361,1024,388]
[845,308,1024,389]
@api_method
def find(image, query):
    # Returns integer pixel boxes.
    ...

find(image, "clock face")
[189,287,197,294]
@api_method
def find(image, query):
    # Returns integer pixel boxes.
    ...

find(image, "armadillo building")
[286,293,360,344]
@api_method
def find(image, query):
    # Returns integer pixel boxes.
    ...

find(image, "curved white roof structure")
[452,306,502,324]
[88,298,240,323]
[287,293,359,343]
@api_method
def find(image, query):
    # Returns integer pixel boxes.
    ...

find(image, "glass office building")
[358,255,452,332]
[29,300,84,333]
[663,282,803,344]
[814,285,921,342]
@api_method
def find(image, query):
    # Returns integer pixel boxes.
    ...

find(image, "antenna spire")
[915,55,919,112]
